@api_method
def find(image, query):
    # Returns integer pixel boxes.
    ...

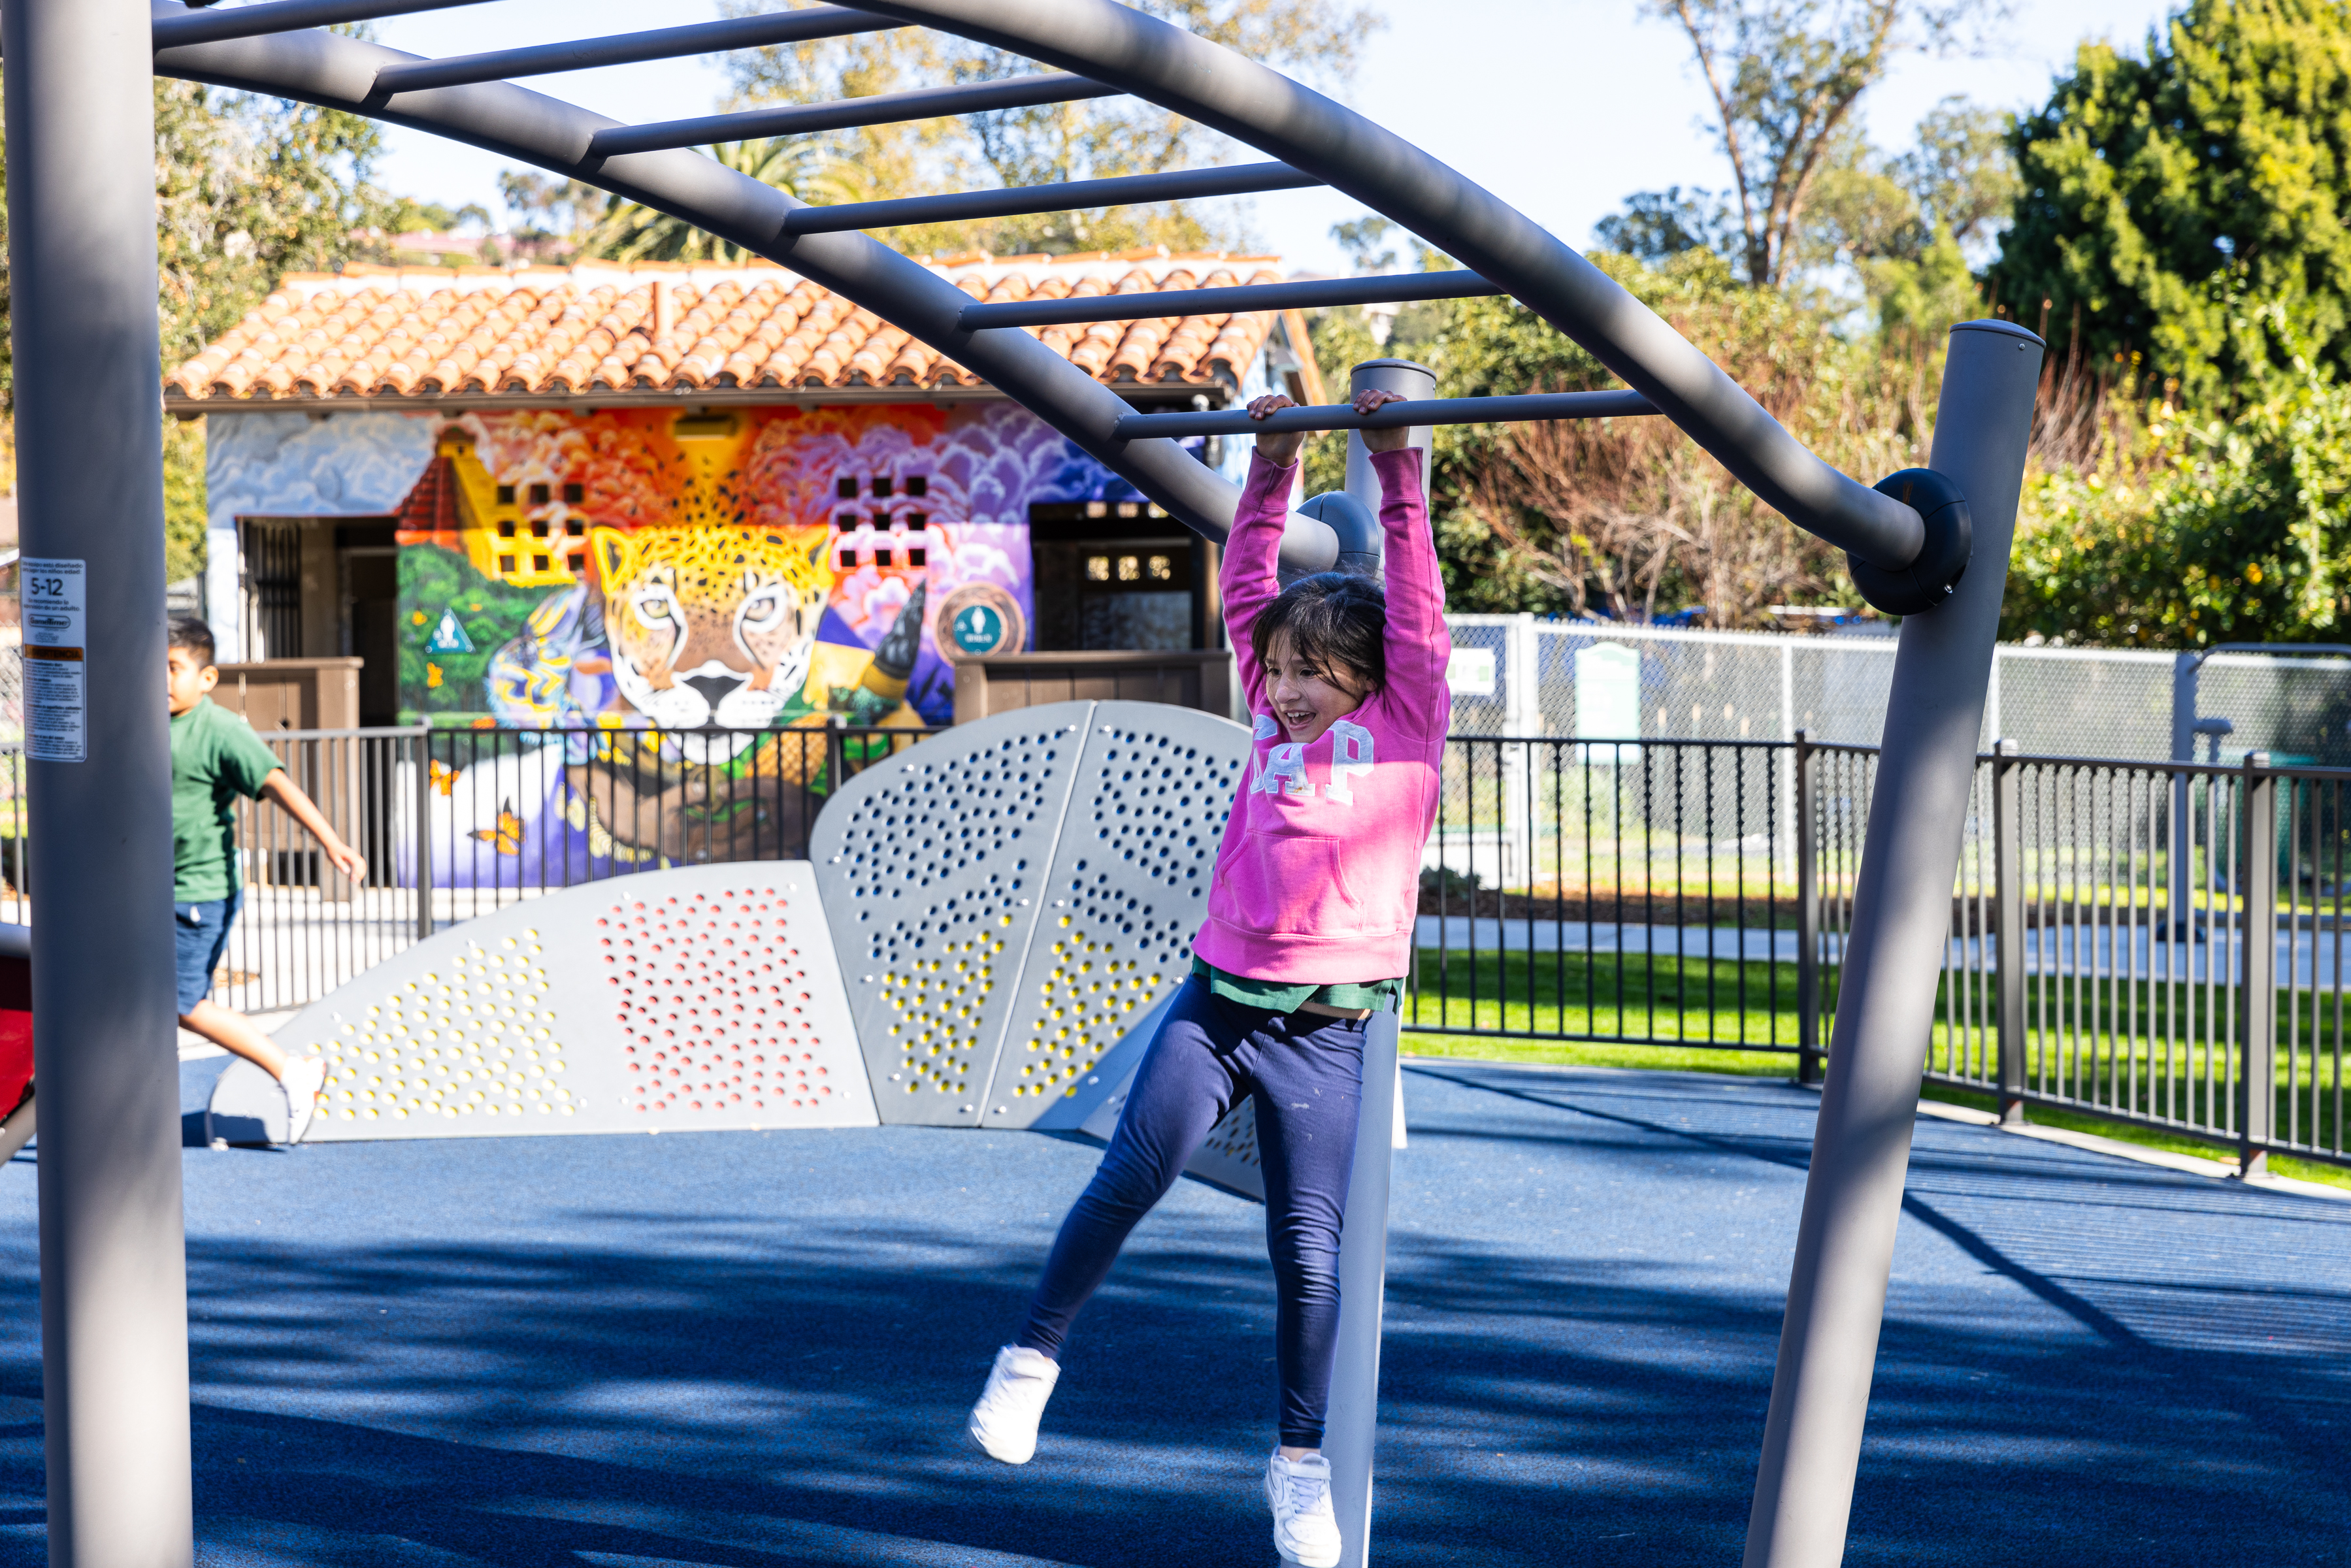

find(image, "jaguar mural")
[388,400,1130,884]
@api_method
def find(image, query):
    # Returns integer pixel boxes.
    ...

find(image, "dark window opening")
[839,547,859,569]
[529,483,551,506]
[533,554,550,573]
[875,547,894,567]
[906,475,929,497]
[836,476,858,499]
[565,518,584,536]
[907,511,928,529]
[562,482,584,504]
[567,552,584,574]
[906,546,927,567]
[1028,504,1203,652]
[498,554,516,574]
[497,519,516,537]
[837,511,857,527]
[530,519,550,538]
[496,484,516,505]
[872,476,893,498]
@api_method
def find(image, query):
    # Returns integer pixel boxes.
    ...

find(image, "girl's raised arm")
[1368,444,1451,739]
[1223,395,1307,708]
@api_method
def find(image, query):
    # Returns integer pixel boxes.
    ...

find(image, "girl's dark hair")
[1249,572,1387,693]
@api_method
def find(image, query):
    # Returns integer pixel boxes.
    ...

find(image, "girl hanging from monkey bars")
[966,385,1449,1568]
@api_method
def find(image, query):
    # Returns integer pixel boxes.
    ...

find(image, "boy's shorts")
[173,890,241,1015]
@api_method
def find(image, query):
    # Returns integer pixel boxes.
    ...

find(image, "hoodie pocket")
[1228,832,1362,937]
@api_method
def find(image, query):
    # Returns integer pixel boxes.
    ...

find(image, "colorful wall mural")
[210,399,1171,883]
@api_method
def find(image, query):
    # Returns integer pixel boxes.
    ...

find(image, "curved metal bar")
[960,268,1502,329]
[587,73,1122,161]
[844,0,1927,570]
[151,0,492,50]
[1113,391,1658,440]
[778,161,1316,236]
[150,14,1345,572]
[366,8,895,99]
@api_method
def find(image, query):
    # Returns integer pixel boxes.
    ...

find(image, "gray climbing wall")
[212,862,874,1141]
[812,700,1251,1130]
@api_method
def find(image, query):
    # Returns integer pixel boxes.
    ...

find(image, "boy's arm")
[1223,449,1296,710]
[1370,446,1452,738]
[258,771,367,881]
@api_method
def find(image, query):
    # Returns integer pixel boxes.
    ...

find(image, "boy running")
[169,617,362,1141]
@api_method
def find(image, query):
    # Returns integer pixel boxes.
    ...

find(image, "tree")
[1592,186,1738,263]
[2005,367,2351,646]
[1988,0,2351,410]
[1645,0,1994,287]
[497,171,606,259]
[712,0,1377,255]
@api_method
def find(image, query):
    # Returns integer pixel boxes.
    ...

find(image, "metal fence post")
[1743,320,2043,1568]
[2240,751,2276,1177]
[414,725,435,941]
[3,0,197,1561]
[1993,739,2026,1124]
[1794,728,1821,1086]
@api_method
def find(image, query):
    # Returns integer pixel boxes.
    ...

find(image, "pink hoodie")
[1191,447,1451,983]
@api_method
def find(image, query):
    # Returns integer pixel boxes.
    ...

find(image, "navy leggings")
[1016,976,1365,1447]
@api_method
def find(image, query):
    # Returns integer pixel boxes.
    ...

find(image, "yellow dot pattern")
[1007,930,1163,1100]
[320,931,571,1122]
[880,933,1008,1096]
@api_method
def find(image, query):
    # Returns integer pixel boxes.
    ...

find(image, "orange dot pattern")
[602,888,839,1117]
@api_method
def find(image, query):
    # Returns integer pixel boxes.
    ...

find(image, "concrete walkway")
[0,1058,2338,1565]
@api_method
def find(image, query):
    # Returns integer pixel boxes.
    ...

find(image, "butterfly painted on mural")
[429,759,459,796]
[470,803,525,857]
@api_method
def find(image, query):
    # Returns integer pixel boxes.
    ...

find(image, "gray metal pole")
[1343,359,1436,521]
[1741,319,2041,1568]
[3,2,195,1563]
[1321,1007,1401,1568]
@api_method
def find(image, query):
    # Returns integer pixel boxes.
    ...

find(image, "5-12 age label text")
[22,557,86,763]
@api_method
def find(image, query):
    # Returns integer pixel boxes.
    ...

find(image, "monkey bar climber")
[1,3,2040,1565]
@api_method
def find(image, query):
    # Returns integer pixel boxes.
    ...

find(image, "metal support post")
[2,0,197,1562]
[1992,739,2026,1125]
[1794,729,1821,1088]
[1742,319,2042,1568]
[2169,652,2199,938]
[2239,752,2277,1179]
[413,725,435,942]
[1343,359,1436,524]
[1323,1006,1402,1568]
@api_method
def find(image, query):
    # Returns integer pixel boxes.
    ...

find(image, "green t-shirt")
[171,699,284,902]
[1190,957,1401,1015]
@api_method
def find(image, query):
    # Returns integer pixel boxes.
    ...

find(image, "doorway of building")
[1028,502,1215,651]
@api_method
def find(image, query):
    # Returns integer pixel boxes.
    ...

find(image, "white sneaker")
[966,1345,1059,1463]
[281,1056,325,1145]
[1266,1448,1342,1567]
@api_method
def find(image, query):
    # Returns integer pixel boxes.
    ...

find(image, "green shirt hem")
[1190,957,1401,1014]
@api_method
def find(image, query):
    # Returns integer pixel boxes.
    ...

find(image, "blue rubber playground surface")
[0,1056,2341,1565]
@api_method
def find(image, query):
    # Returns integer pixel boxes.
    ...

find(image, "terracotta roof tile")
[165,253,1295,405]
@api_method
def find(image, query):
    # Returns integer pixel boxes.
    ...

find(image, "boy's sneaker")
[281,1057,326,1145]
[1265,1448,1342,1567]
[966,1345,1059,1463]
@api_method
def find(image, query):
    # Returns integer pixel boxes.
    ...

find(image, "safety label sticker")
[22,557,86,762]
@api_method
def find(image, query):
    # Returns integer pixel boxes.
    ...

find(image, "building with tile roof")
[178,251,1323,741]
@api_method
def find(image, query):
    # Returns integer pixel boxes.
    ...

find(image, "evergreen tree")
[1990,0,2351,407]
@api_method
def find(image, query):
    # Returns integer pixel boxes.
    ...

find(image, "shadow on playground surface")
[0,1058,2340,1566]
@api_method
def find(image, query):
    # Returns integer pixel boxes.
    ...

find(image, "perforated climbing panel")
[211,862,874,1141]
[813,700,1251,1130]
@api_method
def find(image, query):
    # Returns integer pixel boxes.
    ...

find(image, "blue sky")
[364,0,2179,276]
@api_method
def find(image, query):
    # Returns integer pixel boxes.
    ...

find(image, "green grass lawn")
[1404,948,2351,1192]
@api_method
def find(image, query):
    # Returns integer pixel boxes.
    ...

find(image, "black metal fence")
[1410,734,2345,1173]
[0,723,2339,1171]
